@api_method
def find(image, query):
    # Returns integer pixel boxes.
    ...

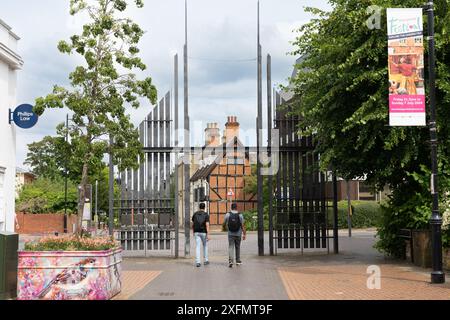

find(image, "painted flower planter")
[17,248,122,300]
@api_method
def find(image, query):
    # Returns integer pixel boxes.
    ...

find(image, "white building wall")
[0,19,22,232]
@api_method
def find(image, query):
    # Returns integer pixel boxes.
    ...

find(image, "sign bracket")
[8,109,13,124]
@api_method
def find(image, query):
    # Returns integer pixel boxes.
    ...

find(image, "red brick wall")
[15,213,78,235]
[208,156,257,225]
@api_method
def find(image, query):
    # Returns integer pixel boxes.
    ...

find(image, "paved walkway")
[115,230,450,300]
[19,230,450,300]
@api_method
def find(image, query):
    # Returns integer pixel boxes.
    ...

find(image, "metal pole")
[174,53,180,259]
[256,0,264,256]
[346,180,352,237]
[425,1,445,284]
[267,54,274,256]
[108,135,114,236]
[64,114,68,233]
[184,0,191,257]
[95,180,98,227]
[333,171,339,254]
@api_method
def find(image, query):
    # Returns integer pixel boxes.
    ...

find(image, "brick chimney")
[223,116,240,144]
[205,123,220,147]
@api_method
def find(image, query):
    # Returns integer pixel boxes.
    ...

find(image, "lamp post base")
[431,271,445,284]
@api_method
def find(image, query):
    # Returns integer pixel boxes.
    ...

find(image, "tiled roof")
[190,136,246,182]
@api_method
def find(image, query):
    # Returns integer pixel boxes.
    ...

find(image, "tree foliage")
[34,0,157,233]
[16,177,78,214]
[25,136,68,180]
[25,132,106,183]
[289,0,450,254]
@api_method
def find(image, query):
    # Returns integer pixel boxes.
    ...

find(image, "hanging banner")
[387,8,426,126]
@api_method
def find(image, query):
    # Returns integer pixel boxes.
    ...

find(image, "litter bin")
[0,232,18,300]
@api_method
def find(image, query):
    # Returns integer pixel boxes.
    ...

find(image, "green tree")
[24,135,115,217]
[289,0,450,254]
[25,136,68,180]
[26,130,107,184]
[34,0,157,234]
[16,177,78,214]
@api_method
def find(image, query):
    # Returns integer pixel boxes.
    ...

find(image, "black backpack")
[227,212,241,232]
[194,212,207,231]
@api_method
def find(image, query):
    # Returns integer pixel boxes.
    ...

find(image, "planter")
[444,248,450,271]
[17,248,122,300]
[412,229,432,268]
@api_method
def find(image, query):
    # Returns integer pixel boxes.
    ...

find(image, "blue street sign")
[9,104,39,129]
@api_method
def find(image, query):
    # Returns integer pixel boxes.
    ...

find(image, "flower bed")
[18,235,122,300]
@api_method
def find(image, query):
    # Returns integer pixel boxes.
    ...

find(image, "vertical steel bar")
[267,54,274,256]
[159,98,165,214]
[139,122,145,211]
[275,92,282,250]
[333,171,339,254]
[108,134,114,236]
[64,114,69,233]
[426,1,445,284]
[174,54,179,259]
[184,0,191,257]
[95,180,98,225]
[147,112,153,200]
[256,0,264,256]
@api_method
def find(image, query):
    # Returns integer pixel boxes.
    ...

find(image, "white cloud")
[0,0,331,169]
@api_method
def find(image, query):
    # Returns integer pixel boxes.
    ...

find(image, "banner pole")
[425,1,445,284]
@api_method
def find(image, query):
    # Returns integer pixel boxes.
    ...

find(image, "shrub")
[222,208,269,232]
[242,209,269,231]
[24,235,119,251]
[333,201,383,229]
[220,201,381,232]
[375,182,432,257]
[16,177,78,214]
[440,193,450,249]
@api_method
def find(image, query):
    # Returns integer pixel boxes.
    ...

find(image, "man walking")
[224,203,246,268]
[192,203,210,267]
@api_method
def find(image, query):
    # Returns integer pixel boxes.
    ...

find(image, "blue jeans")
[195,232,208,264]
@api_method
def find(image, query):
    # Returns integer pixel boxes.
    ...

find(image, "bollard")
[0,232,18,300]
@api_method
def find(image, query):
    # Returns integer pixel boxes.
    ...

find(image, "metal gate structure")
[113,2,339,258]
[116,91,177,256]
[267,91,338,255]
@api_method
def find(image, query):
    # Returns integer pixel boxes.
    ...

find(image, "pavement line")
[113,270,162,300]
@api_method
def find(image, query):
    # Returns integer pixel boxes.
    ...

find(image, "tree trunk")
[77,163,89,235]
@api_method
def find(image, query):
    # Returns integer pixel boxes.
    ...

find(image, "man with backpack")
[192,203,210,267]
[224,203,246,268]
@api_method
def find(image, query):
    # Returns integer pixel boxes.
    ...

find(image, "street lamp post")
[64,114,69,233]
[108,134,114,236]
[95,180,98,227]
[425,1,445,284]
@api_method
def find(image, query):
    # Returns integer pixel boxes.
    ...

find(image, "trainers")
[196,263,201,268]
[204,261,210,266]
[229,262,233,268]
[236,261,242,266]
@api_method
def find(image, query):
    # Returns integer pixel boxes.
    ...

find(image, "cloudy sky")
[1,0,330,169]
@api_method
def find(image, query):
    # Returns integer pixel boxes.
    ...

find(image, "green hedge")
[16,177,78,214]
[222,209,269,232]
[220,201,382,232]
[331,200,382,229]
